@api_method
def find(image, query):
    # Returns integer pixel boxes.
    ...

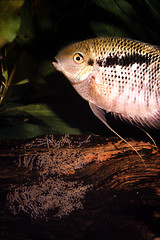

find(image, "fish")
[52,37,160,154]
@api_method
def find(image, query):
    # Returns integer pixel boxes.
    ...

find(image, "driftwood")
[0,134,160,240]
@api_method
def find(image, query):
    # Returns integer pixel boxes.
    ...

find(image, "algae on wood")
[0,135,160,240]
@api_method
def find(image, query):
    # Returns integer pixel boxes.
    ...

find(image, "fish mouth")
[52,57,58,63]
[52,57,63,72]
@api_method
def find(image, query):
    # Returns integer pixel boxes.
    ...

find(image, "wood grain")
[0,135,160,240]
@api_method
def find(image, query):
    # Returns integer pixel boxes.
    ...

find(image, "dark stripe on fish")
[88,58,94,66]
[96,53,151,67]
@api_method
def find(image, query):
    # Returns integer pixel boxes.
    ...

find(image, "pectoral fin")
[89,102,122,137]
[89,102,145,165]
[89,102,107,127]
[89,101,134,142]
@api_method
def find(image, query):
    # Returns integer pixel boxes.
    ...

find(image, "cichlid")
[52,37,160,135]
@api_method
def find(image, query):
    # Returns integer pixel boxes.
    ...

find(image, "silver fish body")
[52,37,160,128]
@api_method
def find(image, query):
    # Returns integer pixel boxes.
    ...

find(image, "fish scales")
[52,37,160,128]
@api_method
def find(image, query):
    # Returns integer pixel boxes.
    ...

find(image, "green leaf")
[1,0,160,140]
[0,103,82,139]
[15,79,30,85]
[16,0,36,45]
[92,0,160,43]
[90,21,127,38]
[146,0,160,21]
[0,0,24,48]
[2,70,8,81]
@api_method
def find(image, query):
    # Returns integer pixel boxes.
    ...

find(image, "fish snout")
[52,57,62,72]
[52,57,58,63]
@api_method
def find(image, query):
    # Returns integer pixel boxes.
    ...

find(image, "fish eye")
[73,53,84,64]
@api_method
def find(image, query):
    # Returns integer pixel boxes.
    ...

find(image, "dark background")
[0,0,160,140]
